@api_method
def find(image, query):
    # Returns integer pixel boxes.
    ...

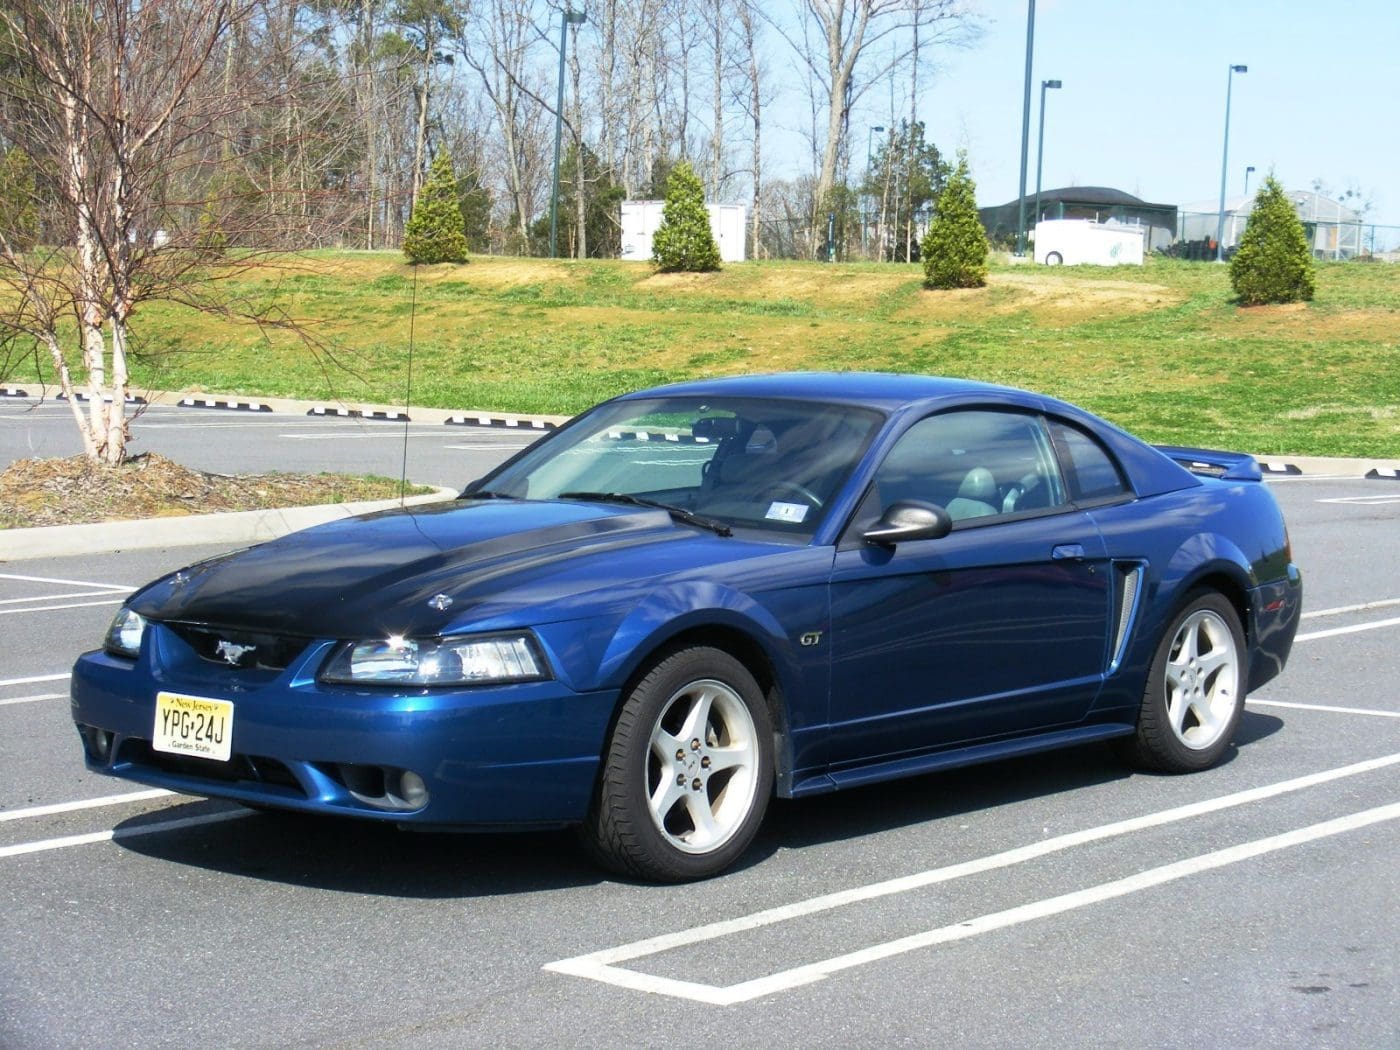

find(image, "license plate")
[153,692,234,762]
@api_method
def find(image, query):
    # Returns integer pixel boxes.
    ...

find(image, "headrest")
[957,467,998,503]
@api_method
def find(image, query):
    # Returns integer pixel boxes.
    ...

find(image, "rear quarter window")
[1050,420,1131,502]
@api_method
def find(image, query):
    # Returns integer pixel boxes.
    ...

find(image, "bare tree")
[0,0,351,464]
[735,1,768,257]
[394,0,462,206]
[776,0,968,257]
[456,0,548,249]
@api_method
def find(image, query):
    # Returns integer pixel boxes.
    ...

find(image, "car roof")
[625,371,1026,411]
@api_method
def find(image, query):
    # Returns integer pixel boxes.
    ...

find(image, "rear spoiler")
[1153,445,1263,482]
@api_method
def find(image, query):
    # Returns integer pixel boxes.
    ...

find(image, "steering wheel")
[760,481,823,509]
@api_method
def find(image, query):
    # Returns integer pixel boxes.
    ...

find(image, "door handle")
[1052,544,1086,560]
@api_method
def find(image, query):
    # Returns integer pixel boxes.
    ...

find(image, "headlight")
[104,608,146,658]
[319,632,549,686]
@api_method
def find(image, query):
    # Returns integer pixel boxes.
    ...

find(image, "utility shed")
[620,201,748,263]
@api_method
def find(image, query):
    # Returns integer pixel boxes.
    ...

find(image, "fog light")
[397,771,429,809]
[81,725,114,764]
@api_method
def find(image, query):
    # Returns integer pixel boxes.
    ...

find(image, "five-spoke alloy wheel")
[584,646,774,881]
[1119,591,1248,772]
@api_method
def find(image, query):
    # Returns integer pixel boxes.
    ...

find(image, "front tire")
[583,646,774,881]
[1118,591,1247,773]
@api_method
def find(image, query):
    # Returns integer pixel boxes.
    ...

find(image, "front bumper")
[70,639,618,828]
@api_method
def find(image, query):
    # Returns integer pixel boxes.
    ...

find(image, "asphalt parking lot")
[1,403,1397,1048]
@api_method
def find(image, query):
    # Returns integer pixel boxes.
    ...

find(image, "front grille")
[166,623,309,671]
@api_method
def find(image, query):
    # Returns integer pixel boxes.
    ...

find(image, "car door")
[826,408,1113,768]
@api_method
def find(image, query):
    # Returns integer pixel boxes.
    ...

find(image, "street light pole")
[1015,0,1036,256]
[1215,63,1247,262]
[1033,78,1061,261]
[865,125,884,257]
[1244,164,1256,197]
[549,8,587,259]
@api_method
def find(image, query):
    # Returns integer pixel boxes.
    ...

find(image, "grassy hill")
[19,251,1400,456]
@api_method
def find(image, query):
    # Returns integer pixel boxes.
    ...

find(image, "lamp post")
[864,125,884,256]
[1015,0,1036,256]
[1243,164,1255,196]
[1215,63,1247,262]
[1032,78,1061,261]
[549,7,587,259]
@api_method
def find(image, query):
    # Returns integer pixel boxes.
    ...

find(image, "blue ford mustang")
[72,373,1301,880]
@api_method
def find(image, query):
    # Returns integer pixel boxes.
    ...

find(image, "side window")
[873,410,1067,523]
[1050,421,1131,502]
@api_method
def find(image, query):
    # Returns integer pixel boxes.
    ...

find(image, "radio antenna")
[400,262,417,504]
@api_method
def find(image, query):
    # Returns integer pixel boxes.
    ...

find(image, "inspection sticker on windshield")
[765,501,809,524]
[153,692,233,762]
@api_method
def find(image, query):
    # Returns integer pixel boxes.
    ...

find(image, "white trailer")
[620,200,747,263]
[1033,219,1144,266]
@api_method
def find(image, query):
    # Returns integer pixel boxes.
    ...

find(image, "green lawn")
[13,251,1400,456]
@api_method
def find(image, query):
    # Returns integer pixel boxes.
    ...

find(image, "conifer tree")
[652,161,720,272]
[920,152,988,289]
[403,150,469,264]
[1229,175,1316,305]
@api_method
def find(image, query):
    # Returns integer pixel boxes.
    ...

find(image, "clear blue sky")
[782,0,1398,230]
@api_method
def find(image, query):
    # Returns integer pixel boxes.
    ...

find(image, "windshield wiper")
[558,492,732,537]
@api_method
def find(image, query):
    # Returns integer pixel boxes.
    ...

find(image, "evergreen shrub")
[652,161,720,272]
[404,151,470,265]
[920,152,987,289]
[1229,175,1316,305]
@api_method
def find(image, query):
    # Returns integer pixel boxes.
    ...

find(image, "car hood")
[129,499,788,638]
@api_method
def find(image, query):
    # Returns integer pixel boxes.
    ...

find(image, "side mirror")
[863,500,953,547]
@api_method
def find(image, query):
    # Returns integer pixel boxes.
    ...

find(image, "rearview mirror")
[863,500,953,547]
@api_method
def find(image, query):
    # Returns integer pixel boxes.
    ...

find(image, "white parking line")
[1248,699,1400,719]
[0,789,173,823]
[0,672,70,687]
[0,809,249,860]
[0,588,130,605]
[1302,597,1400,620]
[1319,495,1400,506]
[443,443,534,451]
[558,802,1400,1006]
[0,572,135,589]
[1296,615,1400,642]
[0,598,126,616]
[282,431,455,441]
[1265,474,1358,483]
[0,692,67,707]
[544,752,1400,1000]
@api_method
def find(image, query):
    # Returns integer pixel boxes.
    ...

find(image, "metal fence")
[1175,210,1400,261]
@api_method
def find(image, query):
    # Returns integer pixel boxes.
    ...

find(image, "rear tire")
[1117,591,1247,773]
[582,646,773,882]
[1045,251,1063,265]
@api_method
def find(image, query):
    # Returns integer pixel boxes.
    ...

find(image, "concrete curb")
[3,385,570,430]
[1254,456,1400,477]
[0,486,458,562]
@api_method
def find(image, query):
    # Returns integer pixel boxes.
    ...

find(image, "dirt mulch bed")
[0,453,430,529]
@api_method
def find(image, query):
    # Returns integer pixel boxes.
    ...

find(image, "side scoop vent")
[1110,563,1144,673]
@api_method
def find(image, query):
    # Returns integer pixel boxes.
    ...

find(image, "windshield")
[473,395,884,538]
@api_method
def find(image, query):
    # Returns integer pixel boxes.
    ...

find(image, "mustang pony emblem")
[215,640,257,666]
